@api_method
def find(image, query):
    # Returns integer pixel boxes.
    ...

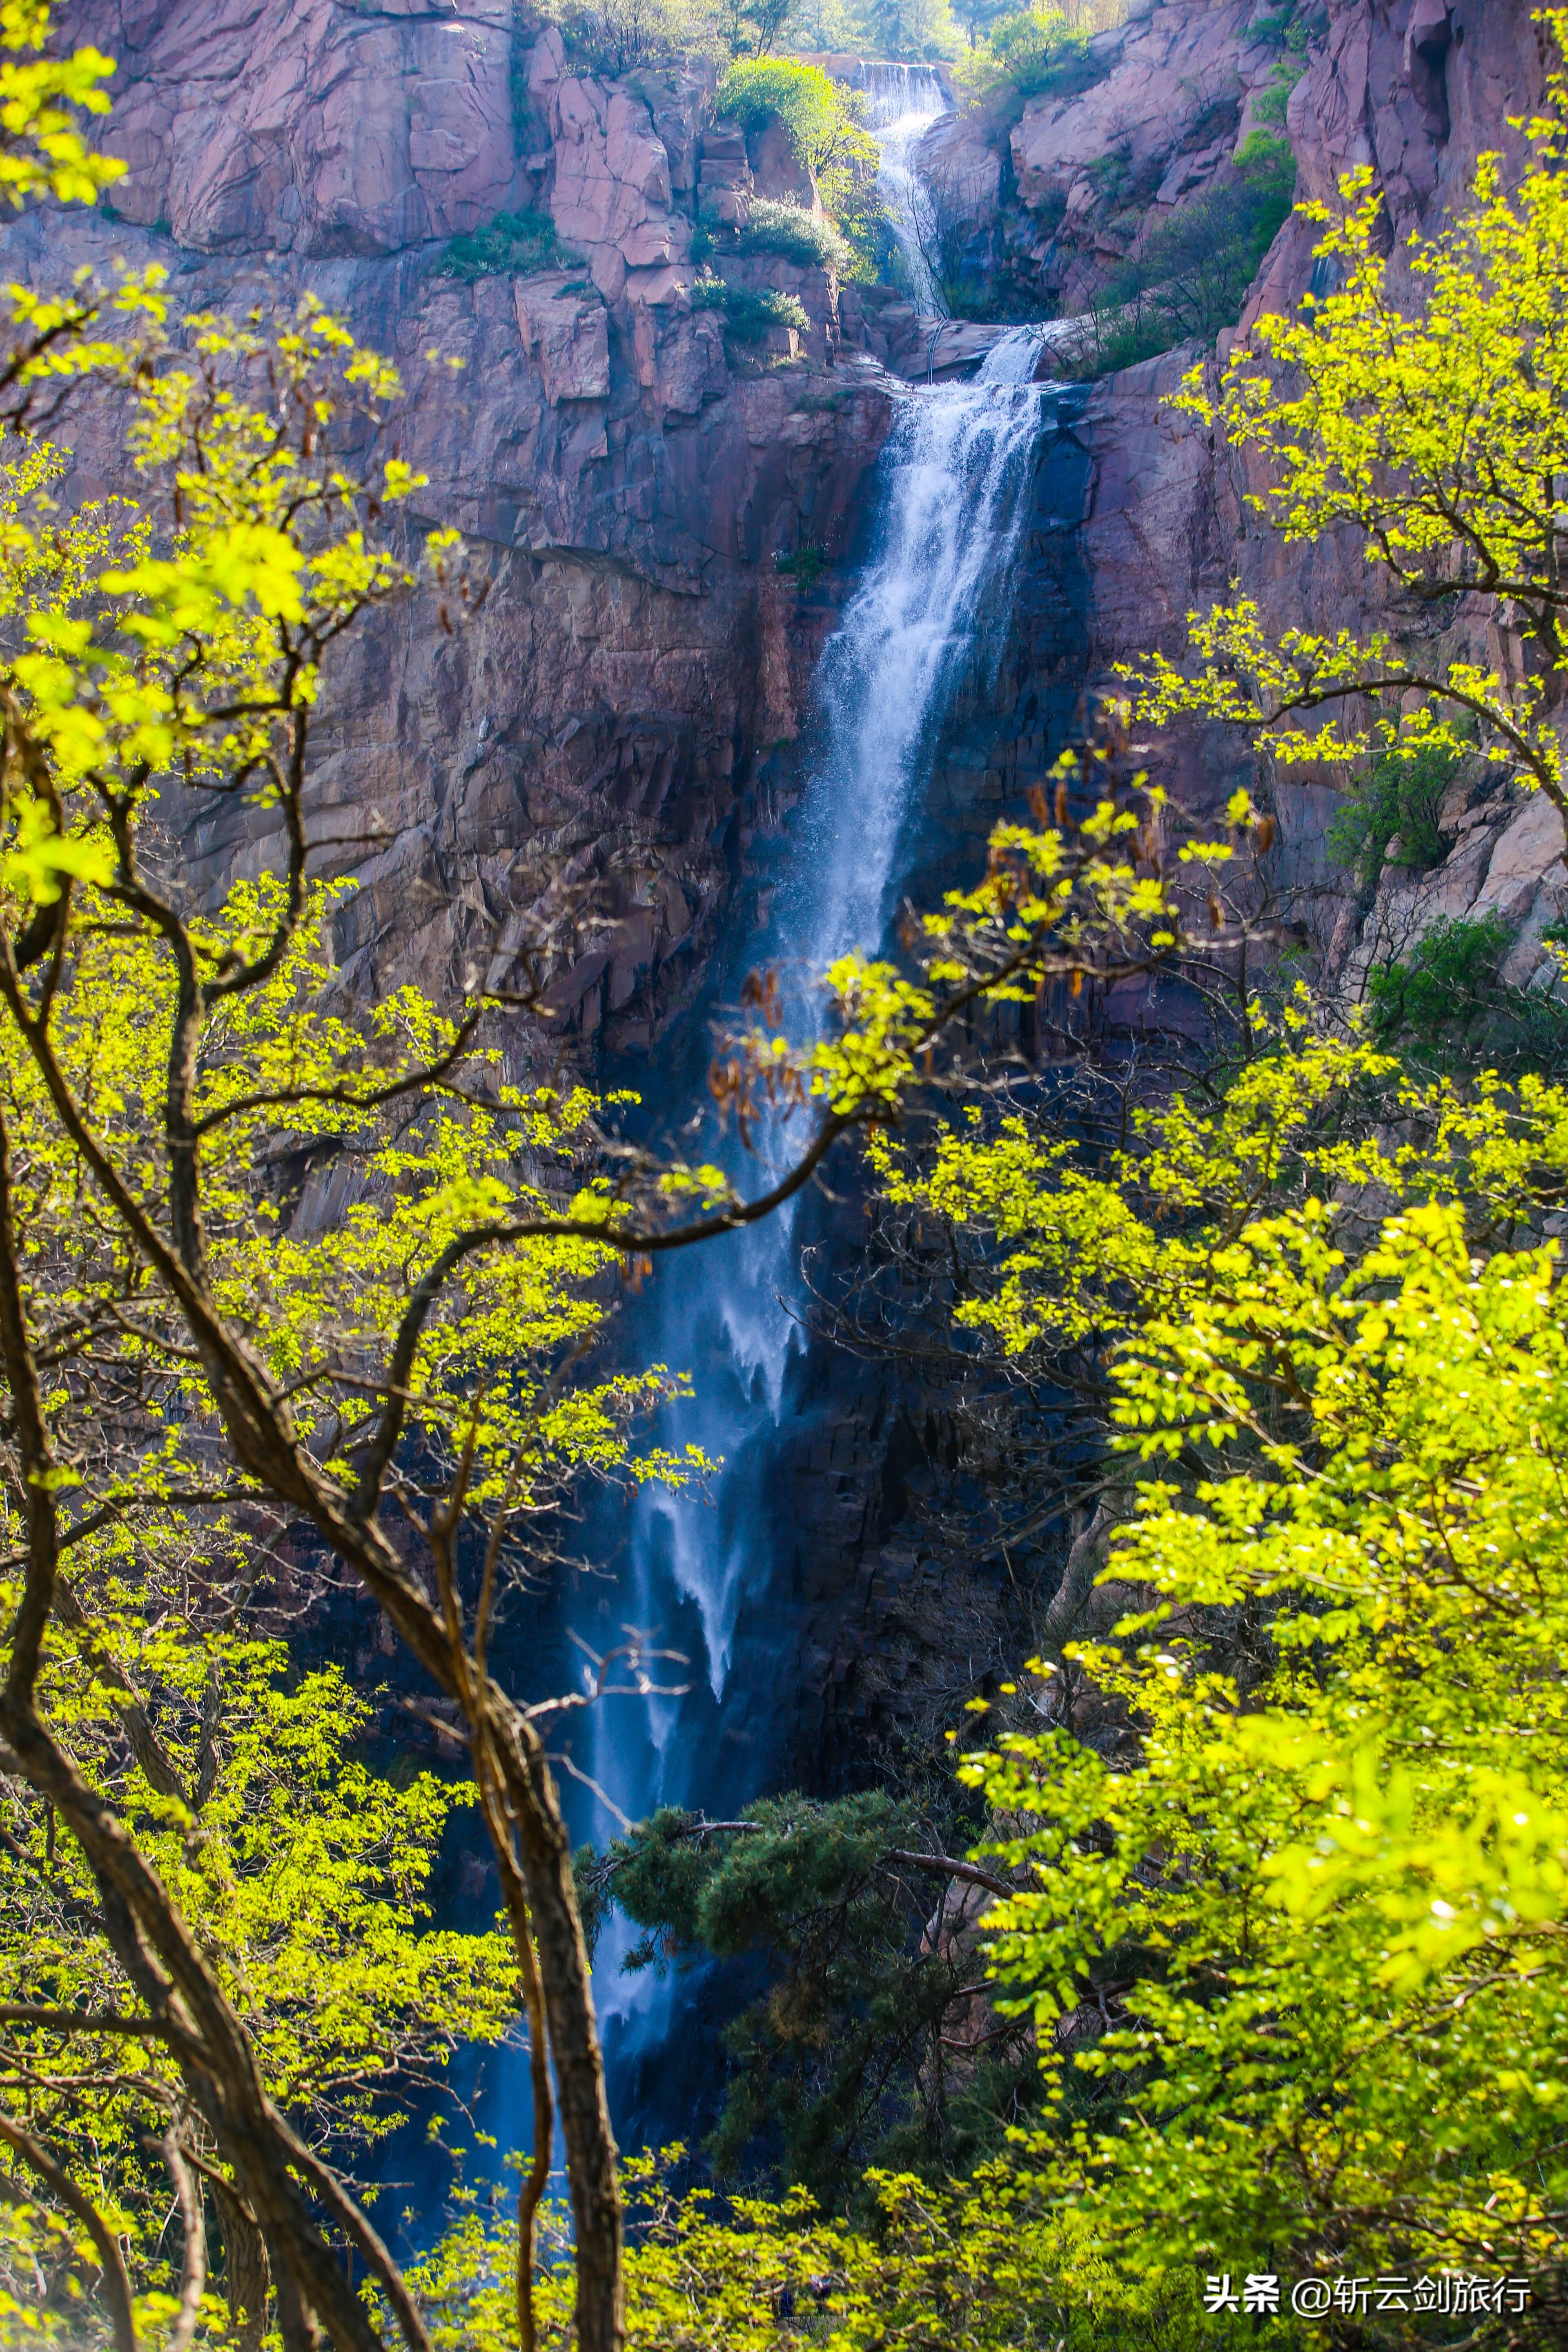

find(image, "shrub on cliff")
[691,270,811,341]
[434,203,581,279]
[715,57,873,176]
[713,60,882,266]
[953,7,1102,104]
[725,285,810,339]
[738,194,853,271]
[1358,912,1568,1073]
[1328,728,1460,884]
[1078,131,1296,374]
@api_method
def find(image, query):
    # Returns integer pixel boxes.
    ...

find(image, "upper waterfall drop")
[859,60,949,129]
[862,65,951,314]
[975,323,1049,383]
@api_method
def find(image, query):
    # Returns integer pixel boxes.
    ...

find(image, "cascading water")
[860,66,951,314]
[859,60,949,126]
[576,324,1052,2145]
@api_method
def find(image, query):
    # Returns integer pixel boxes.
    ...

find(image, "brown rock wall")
[1010,0,1267,213]
[971,1,1567,985]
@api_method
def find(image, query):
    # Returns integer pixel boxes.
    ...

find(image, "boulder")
[514,275,611,405]
[913,109,1001,232]
[746,115,817,210]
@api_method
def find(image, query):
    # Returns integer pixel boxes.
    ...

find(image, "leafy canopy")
[714,58,874,177]
[0,30,710,2340]
[952,8,1099,103]
[0,1601,519,2343]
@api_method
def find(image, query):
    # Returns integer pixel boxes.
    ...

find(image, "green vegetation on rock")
[1328,730,1463,882]
[738,194,853,271]
[715,57,874,174]
[1078,131,1296,374]
[693,270,812,341]
[953,6,1101,102]
[434,204,579,279]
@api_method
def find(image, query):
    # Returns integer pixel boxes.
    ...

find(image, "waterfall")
[578,331,1051,2143]
[860,61,949,129]
[863,66,951,314]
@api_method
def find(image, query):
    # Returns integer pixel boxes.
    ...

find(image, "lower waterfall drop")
[584,327,1052,2144]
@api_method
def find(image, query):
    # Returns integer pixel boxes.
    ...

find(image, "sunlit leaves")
[1119,41,1568,820]
[0,292,440,886]
[945,1034,1568,2285]
[0,0,121,213]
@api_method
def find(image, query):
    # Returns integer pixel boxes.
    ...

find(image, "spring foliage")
[714,58,875,177]
[405,2153,1223,2352]
[876,1016,1568,2312]
[952,7,1099,103]
[10,0,1568,2343]
[0,14,708,2344]
[1127,28,1568,835]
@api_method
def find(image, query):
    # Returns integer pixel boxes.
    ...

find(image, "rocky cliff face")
[29,2,895,1047]
[40,0,1544,1067]
[958,0,1566,1009]
[921,0,1287,316]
